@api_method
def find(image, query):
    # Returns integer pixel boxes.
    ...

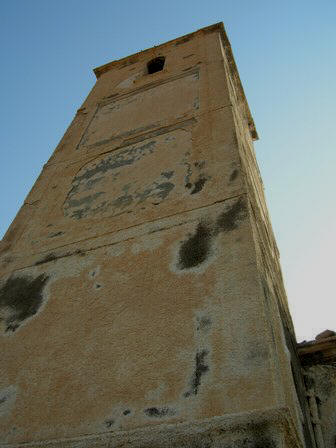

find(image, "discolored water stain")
[0,274,49,334]
[178,223,212,270]
[144,407,175,418]
[190,177,207,194]
[216,197,247,232]
[184,349,209,396]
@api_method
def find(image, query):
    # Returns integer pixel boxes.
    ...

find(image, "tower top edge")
[93,22,258,140]
[93,22,224,77]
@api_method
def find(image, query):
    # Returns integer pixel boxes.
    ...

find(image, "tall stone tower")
[0,23,315,447]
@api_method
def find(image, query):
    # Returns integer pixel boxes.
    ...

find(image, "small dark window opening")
[147,56,165,74]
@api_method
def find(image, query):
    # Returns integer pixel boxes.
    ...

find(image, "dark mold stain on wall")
[189,177,207,195]
[216,197,247,232]
[0,274,49,334]
[185,349,209,397]
[144,407,176,418]
[178,223,212,270]
[184,161,209,195]
[177,197,248,271]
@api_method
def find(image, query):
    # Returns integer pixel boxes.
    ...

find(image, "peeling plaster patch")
[135,181,175,204]
[184,350,209,397]
[0,274,49,334]
[144,407,176,418]
[64,140,156,219]
[112,193,133,210]
[66,192,105,210]
[178,223,213,270]
[0,385,17,416]
[64,136,179,220]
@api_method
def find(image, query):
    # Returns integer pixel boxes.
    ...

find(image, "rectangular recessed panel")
[65,129,192,220]
[78,72,199,149]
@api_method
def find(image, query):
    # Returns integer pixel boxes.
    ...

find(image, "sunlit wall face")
[1,0,335,341]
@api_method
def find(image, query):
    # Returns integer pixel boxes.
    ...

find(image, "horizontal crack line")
[5,192,247,272]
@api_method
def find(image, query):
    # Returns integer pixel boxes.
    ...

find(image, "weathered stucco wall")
[0,24,307,447]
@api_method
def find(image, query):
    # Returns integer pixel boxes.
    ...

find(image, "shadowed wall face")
[0,25,306,448]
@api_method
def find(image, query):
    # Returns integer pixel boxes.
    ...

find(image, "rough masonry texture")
[0,23,334,448]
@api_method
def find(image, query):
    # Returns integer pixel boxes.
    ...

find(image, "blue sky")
[1,0,335,341]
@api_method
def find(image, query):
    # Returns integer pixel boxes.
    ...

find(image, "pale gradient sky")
[1,0,335,342]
